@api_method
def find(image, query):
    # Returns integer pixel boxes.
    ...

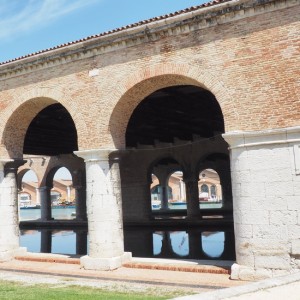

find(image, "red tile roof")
[0,0,230,66]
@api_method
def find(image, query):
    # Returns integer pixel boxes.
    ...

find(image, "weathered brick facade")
[0,0,299,277]
[0,0,298,156]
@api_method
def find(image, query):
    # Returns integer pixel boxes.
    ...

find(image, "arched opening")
[149,157,183,212]
[125,85,224,148]
[119,82,234,261]
[167,171,186,209]
[18,170,40,220]
[199,168,223,209]
[4,99,87,256]
[196,153,232,211]
[150,174,161,210]
[50,167,75,220]
[23,103,78,156]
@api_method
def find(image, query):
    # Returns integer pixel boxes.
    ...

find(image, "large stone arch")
[0,87,88,158]
[108,62,237,148]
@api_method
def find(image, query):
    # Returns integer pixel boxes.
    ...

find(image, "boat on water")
[20,204,41,209]
[151,200,161,209]
[168,199,186,206]
[20,204,76,209]
[52,205,75,209]
[169,201,186,206]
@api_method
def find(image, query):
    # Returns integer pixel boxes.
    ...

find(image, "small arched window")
[211,185,217,198]
[201,184,209,193]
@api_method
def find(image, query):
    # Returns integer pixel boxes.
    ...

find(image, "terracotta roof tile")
[0,0,230,66]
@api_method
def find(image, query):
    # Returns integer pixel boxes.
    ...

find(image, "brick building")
[18,179,75,207]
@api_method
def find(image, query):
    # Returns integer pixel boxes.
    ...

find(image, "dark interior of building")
[126,85,224,147]
[23,103,78,155]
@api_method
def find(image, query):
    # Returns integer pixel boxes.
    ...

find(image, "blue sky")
[4,0,206,181]
[0,0,207,63]
[23,167,72,181]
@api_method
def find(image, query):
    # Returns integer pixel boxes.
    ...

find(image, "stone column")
[154,171,171,210]
[74,185,87,221]
[179,180,186,201]
[223,127,300,280]
[35,188,41,205]
[66,186,71,202]
[38,186,52,221]
[72,170,87,221]
[0,159,27,261]
[161,179,169,210]
[218,164,233,210]
[74,149,131,270]
[184,174,201,219]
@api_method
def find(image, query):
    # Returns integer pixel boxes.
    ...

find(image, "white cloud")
[0,0,97,40]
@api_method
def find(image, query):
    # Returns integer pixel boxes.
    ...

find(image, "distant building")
[151,169,222,203]
[18,179,75,207]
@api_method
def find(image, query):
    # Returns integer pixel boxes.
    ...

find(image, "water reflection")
[202,231,225,258]
[20,227,235,260]
[20,229,87,256]
[20,208,75,221]
[125,228,234,260]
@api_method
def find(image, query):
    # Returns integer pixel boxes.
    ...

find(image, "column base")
[80,252,132,271]
[0,247,27,262]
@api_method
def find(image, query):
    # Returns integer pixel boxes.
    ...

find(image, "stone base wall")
[224,127,300,280]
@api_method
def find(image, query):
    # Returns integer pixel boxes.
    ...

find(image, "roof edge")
[0,0,298,79]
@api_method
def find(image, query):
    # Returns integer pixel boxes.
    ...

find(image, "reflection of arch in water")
[201,231,225,258]
[20,229,87,255]
[152,231,189,258]
[170,231,189,257]
[153,232,163,256]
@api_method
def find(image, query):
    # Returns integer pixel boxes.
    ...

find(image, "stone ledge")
[15,255,80,265]
[123,262,230,274]
[14,253,231,274]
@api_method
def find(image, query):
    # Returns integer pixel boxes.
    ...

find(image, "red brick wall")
[0,0,298,156]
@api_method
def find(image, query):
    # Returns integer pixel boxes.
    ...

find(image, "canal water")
[19,208,235,261]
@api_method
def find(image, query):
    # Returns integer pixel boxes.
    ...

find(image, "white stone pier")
[0,159,26,261]
[74,149,131,270]
[224,127,300,280]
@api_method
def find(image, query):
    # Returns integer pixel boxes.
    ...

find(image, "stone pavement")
[0,253,299,299]
[174,271,300,300]
[0,253,244,296]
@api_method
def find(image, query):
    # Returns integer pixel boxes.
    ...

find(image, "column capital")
[0,159,13,170]
[74,149,117,162]
[4,159,27,175]
[223,126,300,150]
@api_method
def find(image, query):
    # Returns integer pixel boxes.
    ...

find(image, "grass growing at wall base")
[0,281,172,300]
